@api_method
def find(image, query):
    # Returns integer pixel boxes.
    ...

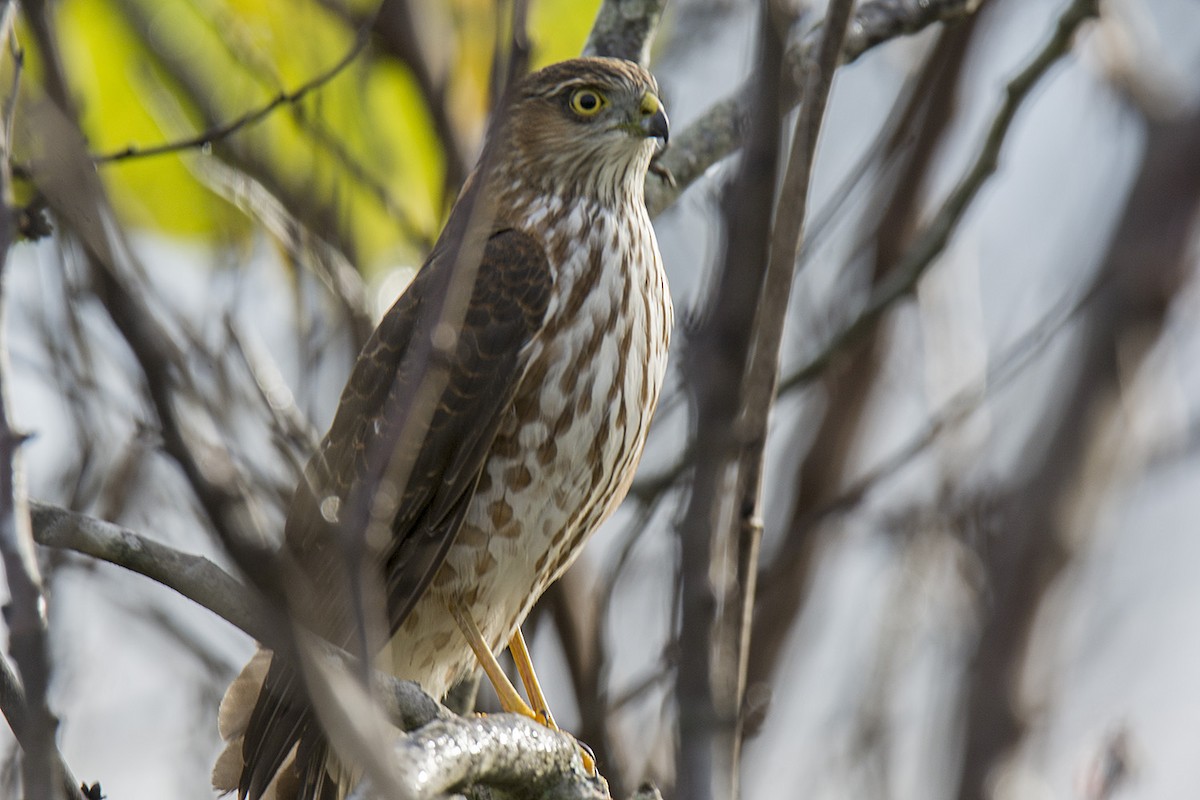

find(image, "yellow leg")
[449,602,596,775]
[508,625,596,775]
[508,626,557,729]
[448,600,535,720]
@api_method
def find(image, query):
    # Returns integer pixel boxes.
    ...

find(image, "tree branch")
[92,28,369,166]
[779,0,1100,394]
[28,498,616,799]
[0,301,68,800]
[27,501,460,727]
[647,0,985,216]
[956,64,1200,800]
[29,501,271,641]
[347,714,608,800]
[0,4,71,796]
[745,16,978,719]
[722,0,856,788]
[629,0,1100,526]
[674,2,791,797]
[0,654,86,799]
[583,0,666,66]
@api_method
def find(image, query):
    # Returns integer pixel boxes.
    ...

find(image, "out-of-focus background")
[2,0,1199,798]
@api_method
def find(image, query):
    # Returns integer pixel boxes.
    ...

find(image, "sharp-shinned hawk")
[213,57,672,799]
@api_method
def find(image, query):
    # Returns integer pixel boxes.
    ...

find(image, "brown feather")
[221,56,672,800]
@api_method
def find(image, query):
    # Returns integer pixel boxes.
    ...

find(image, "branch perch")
[26,503,618,799]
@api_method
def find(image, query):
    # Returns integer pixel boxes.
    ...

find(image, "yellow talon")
[450,601,597,775]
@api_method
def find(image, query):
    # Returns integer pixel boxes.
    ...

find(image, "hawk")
[213,57,672,799]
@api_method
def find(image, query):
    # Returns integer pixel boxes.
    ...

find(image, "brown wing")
[239,227,552,799]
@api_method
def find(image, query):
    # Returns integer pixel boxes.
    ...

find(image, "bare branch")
[93,29,370,165]
[746,17,978,710]
[23,2,288,608]
[27,501,455,736]
[630,0,1100,533]
[722,0,857,787]
[0,655,83,800]
[0,5,69,796]
[389,715,606,800]
[780,0,1100,394]
[583,0,666,66]
[25,498,616,798]
[647,0,986,216]
[836,0,984,64]
[675,3,791,798]
[0,394,67,800]
[957,68,1200,800]
[361,0,472,194]
[29,501,270,641]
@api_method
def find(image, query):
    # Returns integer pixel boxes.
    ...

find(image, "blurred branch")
[23,47,284,600]
[0,186,66,800]
[1079,726,1135,800]
[583,0,666,66]
[344,0,473,195]
[104,0,362,262]
[545,570,627,797]
[647,0,985,216]
[720,0,857,789]
[955,80,1200,800]
[795,268,1108,537]
[0,4,69,796]
[0,656,83,800]
[93,28,369,166]
[29,501,271,642]
[675,1,796,797]
[226,317,319,472]
[835,0,983,66]
[29,503,615,799]
[780,0,1099,394]
[286,15,535,797]
[89,2,436,264]
[200,157,374,345]
[746,18,977,713]
[631,0,1098,527]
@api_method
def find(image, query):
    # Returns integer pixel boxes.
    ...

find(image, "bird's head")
[495,57,669,204]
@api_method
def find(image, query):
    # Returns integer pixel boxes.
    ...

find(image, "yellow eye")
[568,89,607,117]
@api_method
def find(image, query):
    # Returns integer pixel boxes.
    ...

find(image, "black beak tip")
[647,109,670,147]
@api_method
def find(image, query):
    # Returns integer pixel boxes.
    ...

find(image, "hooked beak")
[639,91,670,147]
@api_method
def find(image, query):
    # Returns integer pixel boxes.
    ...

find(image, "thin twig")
[330,0,473,196]
[779,0,1100,394]
[93,28,370,165]
[674,3,790,798]
[0,654,81,799]
[646,0,986,216]
[629,0,1092,525]
[225,316,319,471]
[0,4,68,795]
[723,0,857,790]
